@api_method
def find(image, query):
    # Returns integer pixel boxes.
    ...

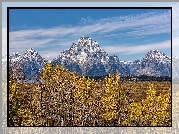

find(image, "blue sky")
[2,2,179,62]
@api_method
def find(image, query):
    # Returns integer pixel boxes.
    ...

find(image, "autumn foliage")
[9,63,171,126]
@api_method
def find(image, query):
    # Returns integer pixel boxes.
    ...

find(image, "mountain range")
[5,36,177,81]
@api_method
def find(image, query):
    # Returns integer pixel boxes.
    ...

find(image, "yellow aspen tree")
[9,74,22,126]
[114,70,131,126]
[30,84,42,126]
[129,83,171,126]
[73,75,88,126]
[101,73,119,126]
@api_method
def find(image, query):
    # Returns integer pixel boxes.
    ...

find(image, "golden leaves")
[101,74,120,122]
[9,64,171,126]
[129,83,171,126]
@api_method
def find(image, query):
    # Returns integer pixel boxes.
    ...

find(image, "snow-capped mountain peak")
[12,52,21,57]
[52,36,110,76]
[24,48,39,57]
[9,52,21,63]
[129,49,171,77]
[52,39,172,77]
[69,36,105,56]
[9,48,45,81]
[9,37,175,81]
[144,49,170,64]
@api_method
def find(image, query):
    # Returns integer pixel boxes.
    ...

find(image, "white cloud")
[7,9,171,55]
[2,7,175,60]
[154,3,179,37]
[102,40,171,55]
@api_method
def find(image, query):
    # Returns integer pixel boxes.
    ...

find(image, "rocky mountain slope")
[9,48,45,81]
[6,36,174,81]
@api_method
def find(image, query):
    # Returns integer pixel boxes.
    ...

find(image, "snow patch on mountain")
[8,36,174,81]
[9,52,21,63]
[9,48,45,81]
[129,50,171,77]
[52,36,109,76]
[52,36,172,77]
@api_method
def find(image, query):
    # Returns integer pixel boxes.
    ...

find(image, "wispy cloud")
[155,3,179,37]
[1,8,172,61]
[8,10,171,55]
[77,11,171,38]
[102,40,171,55]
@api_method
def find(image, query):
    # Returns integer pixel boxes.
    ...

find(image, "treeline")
[135,75,171,81]
[85,74,171,82]
[9,63,171,126]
